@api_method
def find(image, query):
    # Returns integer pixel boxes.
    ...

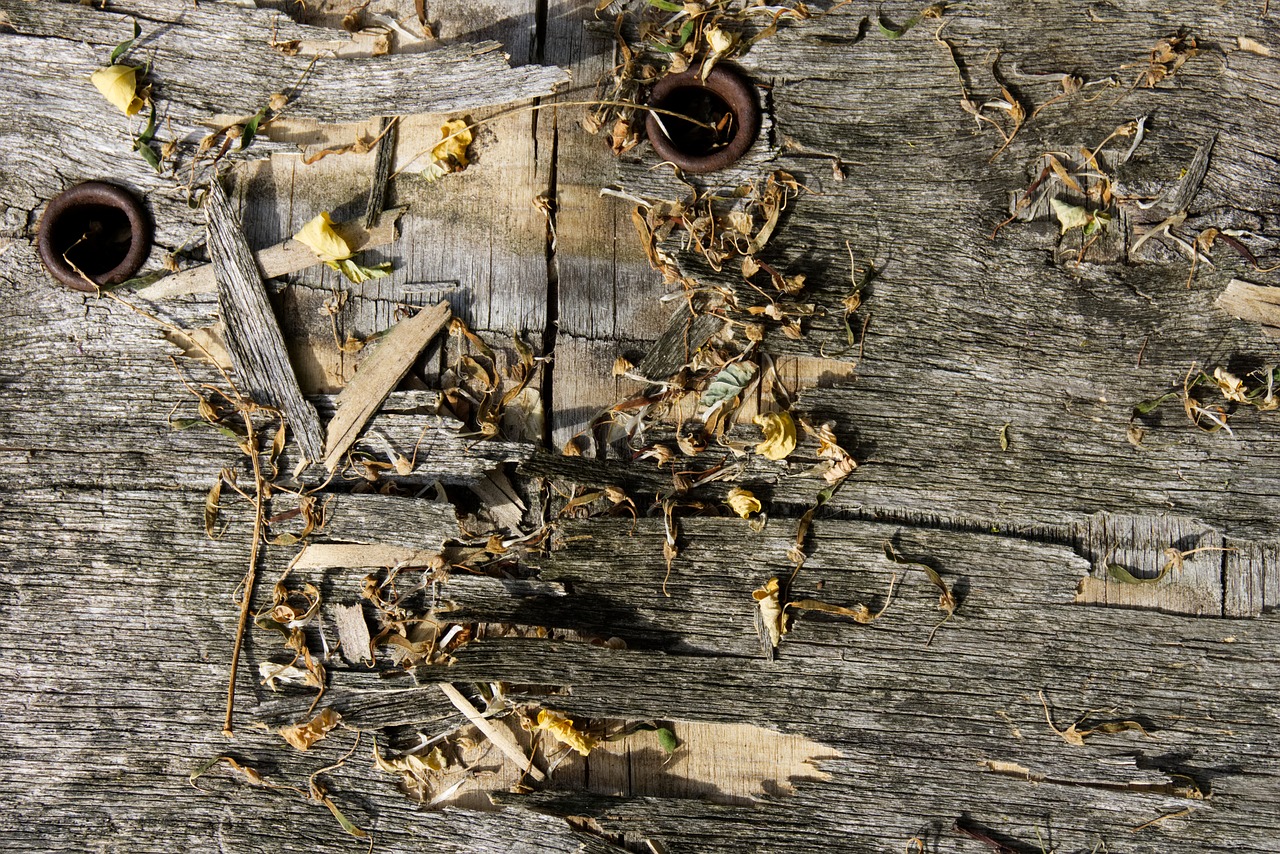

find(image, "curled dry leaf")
[535,709,597,756]
[726,487,761,518]
[373,743,448,800]
[754,411,797,460]
[425,118,473,181]
[788,572,897,626]
[884,541,956,646]
[753,576,788,657]
[91,64,145,115]
[279,708,342,751]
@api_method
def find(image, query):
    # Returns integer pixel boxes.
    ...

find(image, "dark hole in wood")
[51,204,134,276]
[652,86,735,157]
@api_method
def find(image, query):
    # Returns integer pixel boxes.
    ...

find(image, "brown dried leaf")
[279,708,342,751]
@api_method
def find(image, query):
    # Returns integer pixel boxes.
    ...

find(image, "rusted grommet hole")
[37,181,152,292]
[646,65,761,174]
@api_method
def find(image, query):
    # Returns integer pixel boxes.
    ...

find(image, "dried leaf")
[91,64,145,116]
[699,362,758,416]
[727,487,761,519]
[424,118,473,181]
[788,573,896,625]
[279,708,341,751]
[754,411,797,460]
[1039,691,1152,747]
[204,476,224,539]
[535,709,597,756]
[884,541,955,645]
[190,755,268,788]
[294,212,354,263]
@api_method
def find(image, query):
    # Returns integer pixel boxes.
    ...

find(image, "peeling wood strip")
[437,683,546,782]
[205,180,325,462]
[291,543,441,570]
[334,603,374,666]
[365,117,399,229]
[137,214,402,301]
[323,301,452,471]
[1169,133,1217,213]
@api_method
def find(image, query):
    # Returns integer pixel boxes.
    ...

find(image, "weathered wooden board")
[4,0,1280,853]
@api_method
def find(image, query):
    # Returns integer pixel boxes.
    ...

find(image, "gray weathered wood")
[6,1,1280,852]
[207,178,326,461]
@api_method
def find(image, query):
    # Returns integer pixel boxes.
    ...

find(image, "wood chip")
[323,301,452,471]
[1216,278,1280,337]
[334,603,374,666]
[205,180,325,462]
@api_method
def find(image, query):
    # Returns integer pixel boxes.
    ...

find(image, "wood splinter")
[323,300,452,471]
[206,179,326,463]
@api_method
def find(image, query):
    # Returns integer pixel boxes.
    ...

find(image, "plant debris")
[1038,690,1153,747]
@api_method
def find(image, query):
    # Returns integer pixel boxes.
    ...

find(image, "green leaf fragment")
[647,0,684,11]
[656,727,679,755]
[320,796,368,839]
[1133,390,1180,416]
[328,258,392,284]
[698,362,758,413]
[1106,563,1168,585]
[111,19,142,65]
[240,108,268,151]
[133,104,161,173]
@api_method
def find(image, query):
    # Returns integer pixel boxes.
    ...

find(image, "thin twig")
[224,407,266,737]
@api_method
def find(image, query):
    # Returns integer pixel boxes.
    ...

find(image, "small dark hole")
[52,204,133,276]
[652,86,735,157]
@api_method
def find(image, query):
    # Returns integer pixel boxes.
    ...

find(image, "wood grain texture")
[207,179,326,461]
[322,300,451,470]
[4,0,1280,852]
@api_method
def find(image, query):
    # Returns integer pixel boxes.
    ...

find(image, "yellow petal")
[535,709,596,757]
[90,64,144,116]
[754,411,797,460]
[293,212,354,263]
[727,487,761,519]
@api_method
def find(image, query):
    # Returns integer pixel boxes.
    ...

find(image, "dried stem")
[223,408,267,737]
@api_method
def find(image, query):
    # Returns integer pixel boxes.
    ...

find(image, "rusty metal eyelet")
[645,65,761,174]
[36,181,153,292]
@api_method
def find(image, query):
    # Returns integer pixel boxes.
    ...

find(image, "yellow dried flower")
[535,709,596,756]
[754,411,797,460]
[90,64,145,116]
[293,212,354,263]
[424,118,473,180]
[727,487,761,519]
